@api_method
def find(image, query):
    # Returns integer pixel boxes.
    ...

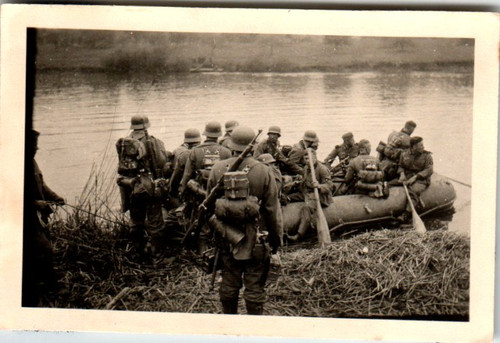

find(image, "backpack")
[116,137,146,176]
[198,147,221,181]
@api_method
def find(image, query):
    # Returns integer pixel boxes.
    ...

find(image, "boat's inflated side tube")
[282,174,456,234]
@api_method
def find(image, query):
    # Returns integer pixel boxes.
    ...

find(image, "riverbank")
[35,30,473,73]
[41,211,469,319]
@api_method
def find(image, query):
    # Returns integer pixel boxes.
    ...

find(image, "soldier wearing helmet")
[379,120,417,181]
[168,128,202,203]
[116,115,170,261]
[396,136,433,222]
[287,148,332,242]
[219,120,239,148]
[287,130,318,175]
[342,139,388,197]
[324,131,360,178]
[207,126,283,315]
[179,121,231,253]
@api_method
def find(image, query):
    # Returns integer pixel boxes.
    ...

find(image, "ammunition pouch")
[117,175,137,189]
[214,196,260,222]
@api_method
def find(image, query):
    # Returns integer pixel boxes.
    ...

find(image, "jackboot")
[221,299,238,314]
[245,300,264,315]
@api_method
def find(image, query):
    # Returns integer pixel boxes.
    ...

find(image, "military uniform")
[179,140,231,195]
[208,156,283,315]
[287,140,310,175]
[398,148,433,214]
[287,158,332,241]
[117,120,170,260]
[23,132,65,306]
[379,130,411,181]
[344,154,386,197]
[168,143,190,197]
[324,142,360,173]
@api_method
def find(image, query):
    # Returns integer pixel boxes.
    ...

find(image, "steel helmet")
[184,128,202,143]
[228,126,255,152]
[257,153,276,164]
[267,126,281,137]
[225,120,239,133]
[130,115,151,130]
[203,121,223,138]
[303,130,317,142]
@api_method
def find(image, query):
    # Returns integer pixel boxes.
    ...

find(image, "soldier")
[168,128,202,205]
[253,125,282,159]
[288,130,318,175]
[219,120,239,149]
[207,126,283,315]
[379,120,417,181]
[343,139,388,197]
[23,129,65,306]
[397,136,433,222]
[253,126,293,175]
[324,132,359,177]
[287,149,332,242]
[116,115,170,260]
[180,121,231,253]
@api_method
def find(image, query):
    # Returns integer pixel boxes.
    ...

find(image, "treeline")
[35,29,474,73]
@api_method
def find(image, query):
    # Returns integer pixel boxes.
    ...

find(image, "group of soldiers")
[26,116,433,315]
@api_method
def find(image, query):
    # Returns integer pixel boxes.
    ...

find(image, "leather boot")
[245,300,264,315]
[221,299,238,314]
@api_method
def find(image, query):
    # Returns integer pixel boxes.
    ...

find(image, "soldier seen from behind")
[179,121,231,253]
[116,115,170,261]
[378,120,417,182]
[287,148,333,242]
[23,129,66,307]
[168,128,202,208]
[396,136,433,222]
[343,139,389,198]
[324,131,360,178]
[207,126,283,315]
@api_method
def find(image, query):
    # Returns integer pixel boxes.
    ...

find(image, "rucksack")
[116,137,146,176]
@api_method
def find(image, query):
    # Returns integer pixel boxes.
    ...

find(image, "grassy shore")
[35,30,474,73]
[40,208,469,319]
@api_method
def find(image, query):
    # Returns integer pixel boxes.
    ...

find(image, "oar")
[402,184,426,234]
[306,148,332,246]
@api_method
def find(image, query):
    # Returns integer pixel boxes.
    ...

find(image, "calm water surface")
[33,70,473,234]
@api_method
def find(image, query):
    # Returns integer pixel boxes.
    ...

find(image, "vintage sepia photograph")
[0,5,498,342]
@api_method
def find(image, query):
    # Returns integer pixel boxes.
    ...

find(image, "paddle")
[306,148,332,246]
[402,184,426,234]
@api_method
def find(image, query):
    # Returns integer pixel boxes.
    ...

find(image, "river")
[32,69,473,234]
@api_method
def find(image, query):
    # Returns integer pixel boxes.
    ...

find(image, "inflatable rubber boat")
[282,174,456,235]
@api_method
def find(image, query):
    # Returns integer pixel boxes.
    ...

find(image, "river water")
[33,69,473,234]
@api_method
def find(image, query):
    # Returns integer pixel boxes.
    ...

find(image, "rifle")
[144,129,160,179]
[180,129,263,246]
[329,156,350,175]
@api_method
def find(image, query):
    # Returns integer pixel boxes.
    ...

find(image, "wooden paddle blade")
[316,205,332,244]
[403,184,426,234]
[412,209,426,234]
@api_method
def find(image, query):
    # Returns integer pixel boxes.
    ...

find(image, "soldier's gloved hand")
[312,181,320,189]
